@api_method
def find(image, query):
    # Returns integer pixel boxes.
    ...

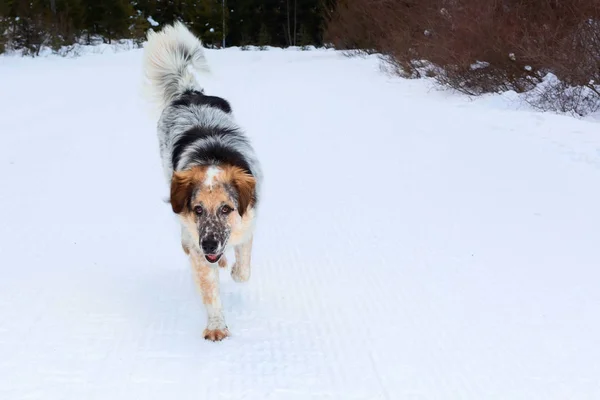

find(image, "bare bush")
[325,0,432,77]
[526,76,600,117]
[325,0,600,115]
[424,1,545,94]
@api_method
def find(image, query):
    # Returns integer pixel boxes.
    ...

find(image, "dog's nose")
[201,239,219,254]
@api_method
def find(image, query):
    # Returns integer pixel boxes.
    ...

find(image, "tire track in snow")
[0,49,600,399]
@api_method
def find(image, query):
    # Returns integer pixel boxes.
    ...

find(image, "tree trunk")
[286,0,292,45]
[293,0,297,46]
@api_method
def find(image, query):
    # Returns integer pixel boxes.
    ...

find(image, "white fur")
[204,166,221,189]
[142,21,210,110]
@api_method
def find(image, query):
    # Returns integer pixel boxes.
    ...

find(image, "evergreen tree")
[100,0,133,43]
[129,8,151,46]
[297,24,310,49]
[11,0,50,55]
[187,0,225,47]
[0,0,10,53]
[0,0,335,55]
[257,22,270,49]
[82,0,103,43]
[46,0,85,50]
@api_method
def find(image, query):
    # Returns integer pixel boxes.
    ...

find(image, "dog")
[142,22,262,341]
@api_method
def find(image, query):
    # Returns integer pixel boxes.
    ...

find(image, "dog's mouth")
[205,254,222,264]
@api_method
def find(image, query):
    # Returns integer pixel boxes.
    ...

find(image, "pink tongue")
[207,255,218,262]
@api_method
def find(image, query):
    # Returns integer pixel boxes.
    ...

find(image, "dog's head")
[170,165,256,264]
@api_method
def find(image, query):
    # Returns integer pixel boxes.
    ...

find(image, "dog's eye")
[221,205,233,215]
[193,206,203,215]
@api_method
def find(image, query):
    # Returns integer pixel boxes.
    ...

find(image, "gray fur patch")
[157,104,262,206]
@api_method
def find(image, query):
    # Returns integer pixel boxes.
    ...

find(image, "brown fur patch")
[193,185,232,213]
[195,258,217,303]
[220,165,256,216]
[170,165,256,216]
[170,168,205,214]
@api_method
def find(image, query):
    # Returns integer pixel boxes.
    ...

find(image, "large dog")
[142,22,262,341]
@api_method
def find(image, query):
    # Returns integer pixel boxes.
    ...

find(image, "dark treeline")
[0,0,336,55]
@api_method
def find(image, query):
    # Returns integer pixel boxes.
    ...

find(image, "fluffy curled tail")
[142,22,209,109]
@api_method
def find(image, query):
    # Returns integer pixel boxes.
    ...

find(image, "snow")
[1,47,600,399]
[3,40,141,58]
[147,16,159,27]
[470,60,490,70]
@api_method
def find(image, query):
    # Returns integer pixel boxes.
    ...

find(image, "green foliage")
[101,0,132,43]
[257,22,270,49]
[187,0,226,47]
[0,1,8,53]
[129,9,150,46]
[297,24,311,49]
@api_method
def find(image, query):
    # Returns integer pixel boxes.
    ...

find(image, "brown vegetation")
[325,0,600,115]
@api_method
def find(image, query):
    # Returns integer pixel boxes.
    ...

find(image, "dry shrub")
[426,1,544,94]
[325,0,600,114]
[526,77,600,117]
[325,0,433,77]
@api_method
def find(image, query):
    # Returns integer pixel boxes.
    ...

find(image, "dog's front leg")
[231,235,253,283]
[190,252,229,341]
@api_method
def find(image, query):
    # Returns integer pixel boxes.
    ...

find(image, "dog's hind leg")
[231,235,253,283]
[189,252,229,341]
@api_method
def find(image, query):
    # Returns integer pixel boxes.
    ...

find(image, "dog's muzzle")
[201,239,222,263]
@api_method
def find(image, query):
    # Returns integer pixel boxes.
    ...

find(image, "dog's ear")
[170,170,196,214]
[229,167,256,217]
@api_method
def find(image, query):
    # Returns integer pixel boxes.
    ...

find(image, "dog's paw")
[231,263,251,283]
[203,327,230,341]
[218,255,228,269]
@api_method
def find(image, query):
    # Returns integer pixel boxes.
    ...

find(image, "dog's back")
[142,22,262,196]
[171,90,232,114]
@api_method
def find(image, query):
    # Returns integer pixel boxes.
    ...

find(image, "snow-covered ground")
[1,47,600,399]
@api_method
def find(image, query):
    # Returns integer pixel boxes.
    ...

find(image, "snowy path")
[1,49,600,399]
